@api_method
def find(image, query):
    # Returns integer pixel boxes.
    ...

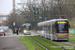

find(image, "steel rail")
[27,36,48,50]
[34,36,65,50]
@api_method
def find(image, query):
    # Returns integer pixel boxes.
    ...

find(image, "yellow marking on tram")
[26,25,30,26]
[58,22,59,23]
[38,25,42,26]
[58,22,67,24]
[26,31,31,32]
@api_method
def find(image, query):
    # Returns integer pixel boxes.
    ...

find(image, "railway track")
[28,36,75,50]
[58,42,72,46]
[27,36,48,50]
[58,42,75,49]
[35,36,75,50]
[58,41,75,46]
[69,41,75,44]
[33,36,65,50]
[35,36,57,45]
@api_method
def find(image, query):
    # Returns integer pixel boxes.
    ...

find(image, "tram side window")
[38,26,43,31]
[46,25,49,31]
[46,25,47,31]
[46,25,50,33]
[40,26,43,31]
[42,26,44,30]
[52,24,55,35]
[49,25,50,30]
[44,25,46,31]
[48,25,50,31]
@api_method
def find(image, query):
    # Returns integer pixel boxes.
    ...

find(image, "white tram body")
[37,19,70,40]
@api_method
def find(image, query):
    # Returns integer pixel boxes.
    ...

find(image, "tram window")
[24,26,31,30]
[47,25,50,31]
[56,24,68,33]
[52,24,55,34]
[39,26,42,31]
[42,26,44,30]
[49,25,51,30]
[46,25,47,31]
[44,25,47,31]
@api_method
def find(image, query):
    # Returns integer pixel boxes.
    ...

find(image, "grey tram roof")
[38,19,68,25]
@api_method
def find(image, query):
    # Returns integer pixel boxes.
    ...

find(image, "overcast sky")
[0,0,21,14]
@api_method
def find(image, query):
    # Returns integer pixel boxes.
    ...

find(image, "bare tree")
[16,0,75,29]
[7,12,25,29]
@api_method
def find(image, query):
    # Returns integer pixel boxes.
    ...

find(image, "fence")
[69,29,75,34]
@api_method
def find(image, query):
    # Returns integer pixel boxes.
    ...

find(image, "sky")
[0,0,21,14]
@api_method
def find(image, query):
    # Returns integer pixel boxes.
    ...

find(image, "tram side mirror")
[68,24,70,28]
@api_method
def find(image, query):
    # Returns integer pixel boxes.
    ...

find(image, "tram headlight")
[24,30,26,33]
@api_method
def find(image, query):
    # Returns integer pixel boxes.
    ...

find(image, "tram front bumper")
[55,36,69,40]
[23,32,31,35]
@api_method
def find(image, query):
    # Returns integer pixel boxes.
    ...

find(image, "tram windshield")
[57,24,68,33]
[24,25,31,30]
[56,21,68,33]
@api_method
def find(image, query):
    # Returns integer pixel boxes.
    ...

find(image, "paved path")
[0,30,38,50]
[0,37,28,50]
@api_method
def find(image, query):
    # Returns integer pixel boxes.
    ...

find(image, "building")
[0,14,8,25]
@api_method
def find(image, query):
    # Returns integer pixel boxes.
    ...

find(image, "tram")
[37,19,70,41]
[21,23,31,35]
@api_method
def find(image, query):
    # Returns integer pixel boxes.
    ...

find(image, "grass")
[69,33,75,35]
[30,36,62,50]
[18,36,75,50]
[18,36,45,50]
[35,36,64,46]
[30,36,75,50]
[62,42,75,46]
[69,36,75,42]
